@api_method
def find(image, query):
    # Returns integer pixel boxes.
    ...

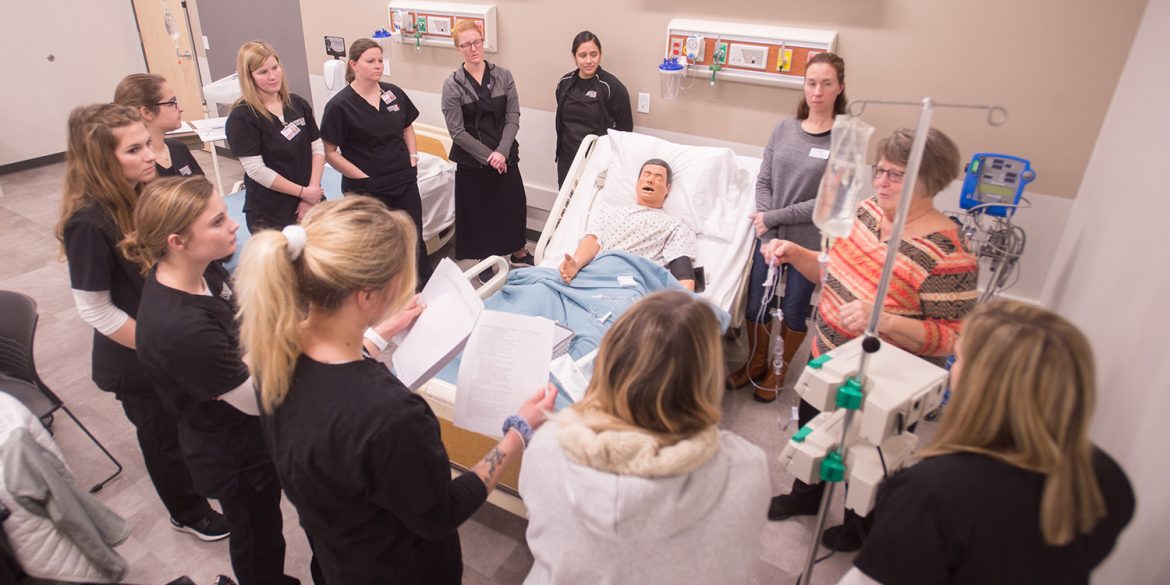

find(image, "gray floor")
[0,150,861,584]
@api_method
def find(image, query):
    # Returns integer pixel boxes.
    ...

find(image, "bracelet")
[501,415,533,449]
[409,153,418,159]
[363,327,389,352]
[298,185,304,197]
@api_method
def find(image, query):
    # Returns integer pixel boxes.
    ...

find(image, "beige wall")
[297,0,1146,199]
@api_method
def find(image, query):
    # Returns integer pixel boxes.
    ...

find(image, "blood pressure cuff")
[667,256,696,283]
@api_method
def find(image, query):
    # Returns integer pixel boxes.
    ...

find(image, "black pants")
[218,479,298,585]
[556,156,573,188]
[343,176,432,286]
[115,384,210,525]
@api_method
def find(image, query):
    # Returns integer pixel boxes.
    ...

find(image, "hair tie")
[282,224,307,261]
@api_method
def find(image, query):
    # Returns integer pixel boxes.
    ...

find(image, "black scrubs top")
[225,93,319,230]
[136,263,274,498]
[554,67,633,162]
[62,203,146,393]
[260,356,487,585]
[155,138,204,178]
[321,82,419,191]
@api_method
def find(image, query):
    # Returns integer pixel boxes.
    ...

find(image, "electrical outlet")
[637,92,650,114]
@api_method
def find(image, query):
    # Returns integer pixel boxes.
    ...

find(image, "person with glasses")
[729,52,847,404]
[114,73,205,178]
[760,127,978,551]
[441,20,532,279]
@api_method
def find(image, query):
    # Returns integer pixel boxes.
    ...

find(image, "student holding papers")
[519,291,770,585]
[234,196,556,585]
[126,177,298,584]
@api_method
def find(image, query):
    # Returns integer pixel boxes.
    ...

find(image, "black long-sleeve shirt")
[259,356,487,584]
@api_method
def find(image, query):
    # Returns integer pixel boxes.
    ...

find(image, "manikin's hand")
[559,254,581,284]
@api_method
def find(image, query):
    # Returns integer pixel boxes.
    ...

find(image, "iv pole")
[796,97,1005,585]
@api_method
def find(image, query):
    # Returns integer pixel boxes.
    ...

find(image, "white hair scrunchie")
[282,224,307,261]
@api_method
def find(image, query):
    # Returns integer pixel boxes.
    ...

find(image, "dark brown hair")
[345,38,382,84]
[113,73,167,114]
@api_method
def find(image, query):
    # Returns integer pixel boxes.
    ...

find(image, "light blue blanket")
[435,251,730,409]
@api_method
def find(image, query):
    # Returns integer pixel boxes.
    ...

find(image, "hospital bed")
[222,122,455,269]
[416,130,762,515]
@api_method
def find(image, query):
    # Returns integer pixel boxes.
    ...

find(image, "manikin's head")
[636,159,672,209]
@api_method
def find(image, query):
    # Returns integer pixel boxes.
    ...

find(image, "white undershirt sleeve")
[72,289,130,336]
[311,138,324,156]
[239,155,279,189]
[836,567,883,585]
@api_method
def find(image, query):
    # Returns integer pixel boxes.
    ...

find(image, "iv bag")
[813,115,876,238]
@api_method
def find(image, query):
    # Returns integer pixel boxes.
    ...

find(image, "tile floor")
[0,150,877,584]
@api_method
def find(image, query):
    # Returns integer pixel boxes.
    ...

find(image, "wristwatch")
[502,415,533,448]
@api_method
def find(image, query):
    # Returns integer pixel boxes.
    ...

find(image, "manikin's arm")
[559,235,601,284]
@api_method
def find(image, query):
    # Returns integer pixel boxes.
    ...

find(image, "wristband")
[409,153,419,159]
[363,327,389,352]
[502,415,533,449]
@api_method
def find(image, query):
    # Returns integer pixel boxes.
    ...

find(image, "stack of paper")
[392,259,484,391]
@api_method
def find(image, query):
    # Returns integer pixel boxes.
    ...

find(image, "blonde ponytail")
[234,196,417,412]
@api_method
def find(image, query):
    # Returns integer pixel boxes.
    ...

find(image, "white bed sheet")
[538,135,761,312]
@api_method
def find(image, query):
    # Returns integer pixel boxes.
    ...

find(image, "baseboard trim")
[0,152,66,175]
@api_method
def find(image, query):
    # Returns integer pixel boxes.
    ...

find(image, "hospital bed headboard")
[414,122,452,161]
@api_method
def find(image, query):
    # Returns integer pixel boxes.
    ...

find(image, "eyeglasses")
[872,165,906,183]
[458,39,483,50]
[156,97,179,109]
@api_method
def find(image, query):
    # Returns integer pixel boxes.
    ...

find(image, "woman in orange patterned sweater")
[760,127,978,551]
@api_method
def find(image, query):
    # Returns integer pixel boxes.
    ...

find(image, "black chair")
[0,290,122,493]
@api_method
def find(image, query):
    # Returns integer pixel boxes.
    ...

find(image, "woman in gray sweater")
[728,52,848,403]
[520,291,769,585]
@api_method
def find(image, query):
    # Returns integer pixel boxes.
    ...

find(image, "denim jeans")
[744,241,817,332]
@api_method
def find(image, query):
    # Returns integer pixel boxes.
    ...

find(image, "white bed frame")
[416,132,761,517]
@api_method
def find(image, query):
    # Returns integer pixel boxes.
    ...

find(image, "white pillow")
[596,130,748,242]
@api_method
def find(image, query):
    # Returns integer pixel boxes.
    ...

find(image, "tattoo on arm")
[483,447,505,477]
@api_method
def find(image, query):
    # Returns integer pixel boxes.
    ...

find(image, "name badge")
[387,104,400,113]
[178,165,192,176]
[219,283,234,302]
[281,122,301,141]
[809,147,830,160]
[381,90,397,105]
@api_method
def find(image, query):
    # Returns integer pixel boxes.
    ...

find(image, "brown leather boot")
[727,321,770,389]
[754,324,808,402]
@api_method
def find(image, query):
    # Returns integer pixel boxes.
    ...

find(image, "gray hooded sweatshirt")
[519,416,770,584]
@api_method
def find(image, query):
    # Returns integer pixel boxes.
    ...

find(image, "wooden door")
[131,0,207,121]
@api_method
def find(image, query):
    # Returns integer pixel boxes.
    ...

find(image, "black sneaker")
[509,252,534,266]
[767,493,820,521]
[820,520,867,552]
[478,265,498,283]
[170,510,230,542]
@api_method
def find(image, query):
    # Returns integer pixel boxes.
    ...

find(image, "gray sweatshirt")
[519,420,770,585]
[756,117,832,249]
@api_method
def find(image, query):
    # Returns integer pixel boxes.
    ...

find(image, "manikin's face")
[351,47,384,83]
[114,122,157,186]
[176,194,239,263]
[251,56,284,95]
[574,41,601,78]
[636,164,670,209]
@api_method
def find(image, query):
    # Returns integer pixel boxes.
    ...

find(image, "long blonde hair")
[234,196,417,412]
[120,176,215,274]
[55,103,147,253]
[572,291,724,443]
[235,40,291,121]
[920,300,1106,545]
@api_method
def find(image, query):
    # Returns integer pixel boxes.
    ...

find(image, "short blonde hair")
[452,20,481,46]
[120,176,216,274]
[921,300,1106,546]
[234,196,417,413]
[572,291,724,443]
[235,40,290,121]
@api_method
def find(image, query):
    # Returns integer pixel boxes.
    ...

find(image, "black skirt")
[454,163,527,259]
